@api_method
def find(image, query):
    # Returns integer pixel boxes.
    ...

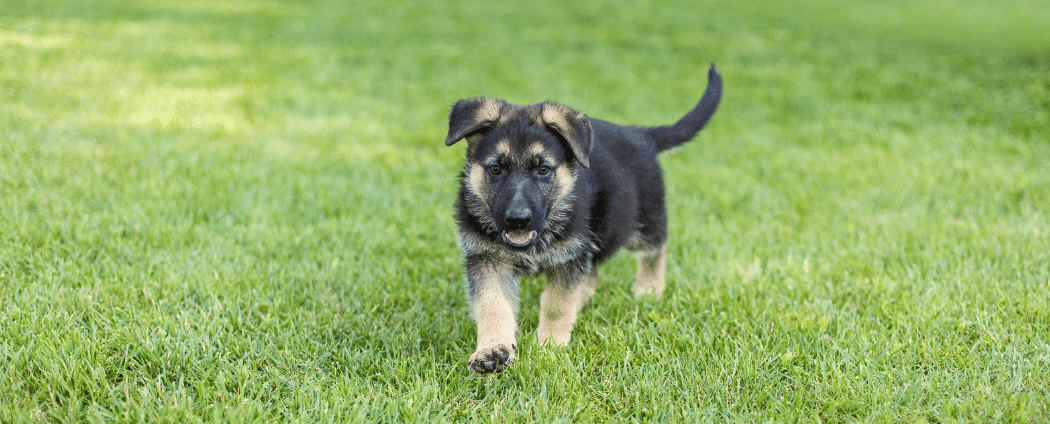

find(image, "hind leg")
[629,168,669,298]
[629,199,668,298]
[629,201,669,298]
[633,244,667,297]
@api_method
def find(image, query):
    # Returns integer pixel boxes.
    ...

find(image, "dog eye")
[537,166,550,176]
[489,165,502,175]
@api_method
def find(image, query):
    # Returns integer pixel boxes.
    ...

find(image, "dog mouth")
[502,230,537,247]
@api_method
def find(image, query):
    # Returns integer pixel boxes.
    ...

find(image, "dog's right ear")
[445,97,503,146]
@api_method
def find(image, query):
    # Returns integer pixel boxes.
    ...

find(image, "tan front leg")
[537,269,597,346]
[633,244,667,298]
[465,259,519,373]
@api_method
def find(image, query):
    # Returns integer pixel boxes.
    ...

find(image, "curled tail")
[648,63,723,152]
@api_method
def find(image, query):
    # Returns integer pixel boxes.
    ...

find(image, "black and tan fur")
[446,64,723,373]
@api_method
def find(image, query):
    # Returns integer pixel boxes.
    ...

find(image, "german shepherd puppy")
[445,64,723,373]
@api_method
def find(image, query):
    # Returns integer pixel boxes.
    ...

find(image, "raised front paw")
[467,343,516,374]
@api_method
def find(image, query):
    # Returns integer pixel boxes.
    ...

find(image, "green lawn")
[2,0,1048,421]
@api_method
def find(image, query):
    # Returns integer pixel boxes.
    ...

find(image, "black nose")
[505,206,532,230]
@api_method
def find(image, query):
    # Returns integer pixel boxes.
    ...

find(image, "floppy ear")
[445,97,503,146]
[541,103,593,169]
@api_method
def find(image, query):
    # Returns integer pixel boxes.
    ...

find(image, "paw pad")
[468,344,516,374]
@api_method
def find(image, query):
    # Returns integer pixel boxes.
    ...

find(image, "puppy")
[445,64,722,373]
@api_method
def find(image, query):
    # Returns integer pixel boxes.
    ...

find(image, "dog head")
[446,97,593,251]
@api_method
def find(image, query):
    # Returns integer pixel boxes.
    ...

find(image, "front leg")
[465,256,520,373]
[537,265,597,346]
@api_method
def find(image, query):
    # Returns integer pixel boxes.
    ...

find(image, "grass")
[2,0,1048,421]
